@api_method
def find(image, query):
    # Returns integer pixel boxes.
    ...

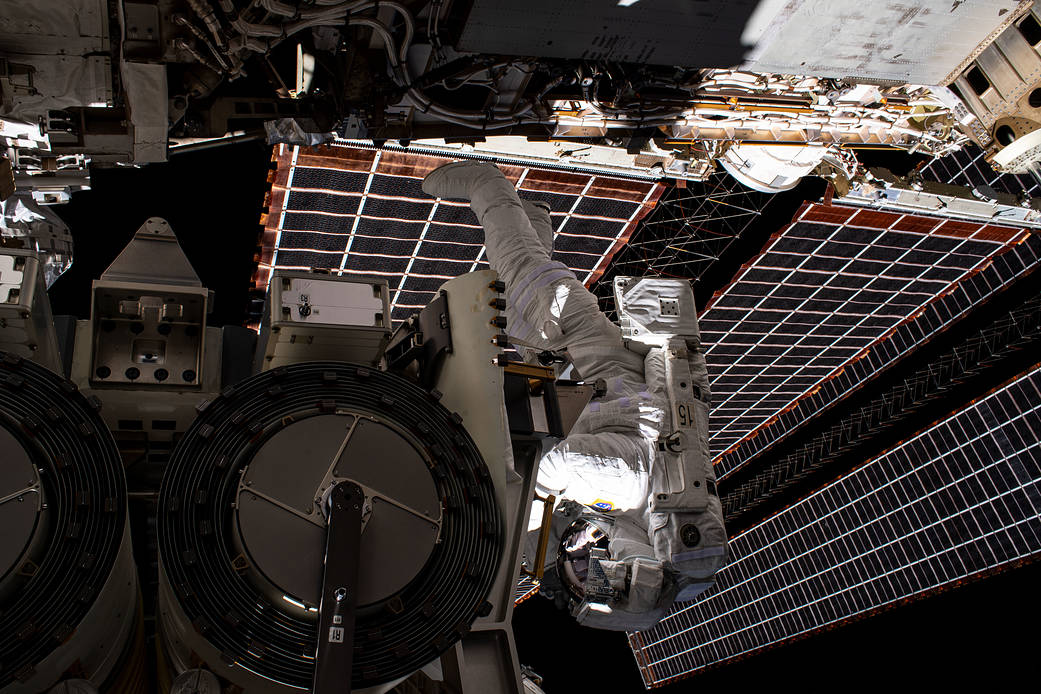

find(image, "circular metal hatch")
[234,412,442,609]
[158,362,503,691]
[0,352,131,692]
[0,426,44,596]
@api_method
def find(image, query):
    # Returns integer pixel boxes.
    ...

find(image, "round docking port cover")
[0,352,129,692]
[159,362,503,691]
[0,426,43,593]
[235,413,442,609]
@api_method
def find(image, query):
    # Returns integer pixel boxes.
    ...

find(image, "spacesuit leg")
[520,199,555,255]
[422,161,646,385]
[502,199,557,354]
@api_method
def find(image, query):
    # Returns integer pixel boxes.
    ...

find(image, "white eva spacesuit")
[422,161,728,631]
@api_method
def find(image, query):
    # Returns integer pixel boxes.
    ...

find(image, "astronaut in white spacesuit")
[422,161,727,630]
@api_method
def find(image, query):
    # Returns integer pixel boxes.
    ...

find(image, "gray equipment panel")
[89,218,209,387]
[458,0,1024,84]
[255,271,391,370]
[0,249,62,372]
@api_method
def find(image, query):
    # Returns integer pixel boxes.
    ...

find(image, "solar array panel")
[700,203,1040,479]
[257,143,664,322]
[514,574,541,605]
[631,364,1041,687]
[918,144,1041,198]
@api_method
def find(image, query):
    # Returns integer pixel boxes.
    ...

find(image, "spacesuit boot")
[422,161,554,253]
[420,160,506,201]
[423,161,561,349]
[423,161,626,366]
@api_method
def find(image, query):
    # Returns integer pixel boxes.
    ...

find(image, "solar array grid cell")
[632,366,1041,687]
[703,202,1039,480]
[257,143,663,323]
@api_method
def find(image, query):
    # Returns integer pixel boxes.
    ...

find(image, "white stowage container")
[719,144,831,194]
[255,270,391,371]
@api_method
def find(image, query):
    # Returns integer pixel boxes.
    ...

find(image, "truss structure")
[592,173,776,316]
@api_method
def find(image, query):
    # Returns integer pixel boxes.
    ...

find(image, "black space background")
[51,142,1040,691]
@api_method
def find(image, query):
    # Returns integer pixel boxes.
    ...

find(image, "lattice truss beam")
[593,173,777,315]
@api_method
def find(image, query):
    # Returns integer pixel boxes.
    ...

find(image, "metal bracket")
[658,431,683,453]
[100,218,203,287]
[313,481,364,694]
[383,289,453,388]
[522,493,556,582]
[535,350,567,366]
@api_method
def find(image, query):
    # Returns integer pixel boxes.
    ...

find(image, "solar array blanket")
[700,203,1041,478]
[630,364,1041,686]
[258,143,664,322]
